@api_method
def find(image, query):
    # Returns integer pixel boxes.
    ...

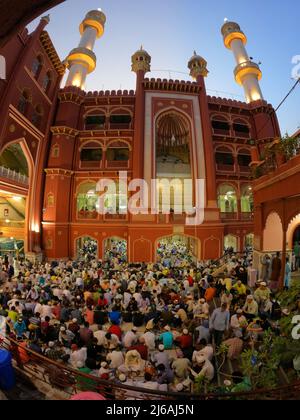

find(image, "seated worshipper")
[141,328,156,352]
[118,350,146,377]
[151,344,170,368]
[108,322,122,341]
[104,332,120,350]
[14,317,27,339]
[175,329,193,359]
[107,347,125,370]
[157,364,175,390]
[123,327,138,349]
[243,295,258,320]
[171,355,191,380]
[221,290,233,309]
[190,353,215,383]
[98,361,111,380]
[222,336,244,360]
[254,282,271,309]
[70,344,87,368]
[129,337,148,361]
[247,319,264,343]
[192,344,214,365]
[159,325,174,350]
[230,309,248,338]
[108,308,122,325]
[193,299,209,320]
[233,280,247,297]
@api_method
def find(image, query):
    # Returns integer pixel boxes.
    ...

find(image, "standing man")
[294,242,300,271]
[209,303,230,347]
[270,253,282,291]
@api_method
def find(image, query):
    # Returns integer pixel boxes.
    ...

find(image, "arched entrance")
[245,233,254,249]
[0,141,32,255]
[104,237,127,262]
[155,112,193,214]
[76,237,98,261]
[156,235,199,267]
[224,234,238,252]
[263,212,283,252]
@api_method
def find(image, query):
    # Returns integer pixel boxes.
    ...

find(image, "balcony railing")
[241,212,254,221]
[0,166,29,186]
[216,164,235,172]
[220,212,238,220]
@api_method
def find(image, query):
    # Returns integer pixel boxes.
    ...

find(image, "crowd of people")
[0,246,296,398]
[157,239,195,268]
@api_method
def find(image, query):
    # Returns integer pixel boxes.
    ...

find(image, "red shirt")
[129,344,148,360]
[176,335,193,349]
[108,325,122,340]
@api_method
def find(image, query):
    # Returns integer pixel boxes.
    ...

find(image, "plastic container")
[0,349,15,391]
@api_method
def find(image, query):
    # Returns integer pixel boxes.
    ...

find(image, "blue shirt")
[14,321,27,337]
[159,331,173,349]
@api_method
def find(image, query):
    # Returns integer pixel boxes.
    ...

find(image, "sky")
[28,0,300,134]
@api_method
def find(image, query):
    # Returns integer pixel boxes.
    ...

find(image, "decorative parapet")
[40,31,65,76]
[143,78,201,94]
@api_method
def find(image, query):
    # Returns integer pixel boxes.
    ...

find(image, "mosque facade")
[0,10,281,262]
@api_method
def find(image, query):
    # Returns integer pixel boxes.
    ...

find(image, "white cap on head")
[77,361,84,368]
[183,329,189,335]
[132,327,138,332]
[261,282,267,287]
[60,326,66,332]
[236,309,243,314]
[247,295,254,300]
[72,318,78,323]
[48,341,55,348]
[164,325,171,331]
[119,374,126,382]
[224,380,232,387]
[159,344,165,351]
[101,362,108,368]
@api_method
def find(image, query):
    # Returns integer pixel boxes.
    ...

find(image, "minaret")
[65,9,106,89]
[131,47,151,180]
[188,51,209,80]
[187,52,218,214]
[221,21,263,103]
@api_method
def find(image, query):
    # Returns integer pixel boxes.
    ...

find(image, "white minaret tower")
[221,21,263,103]
[65,9,106,89]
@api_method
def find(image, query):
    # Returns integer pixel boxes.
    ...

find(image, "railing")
[220,212,238,220]
[106,160,129,169]
[240,212,254,221]
[216,164,235,172]
[1,336,300,400]
[0,166,29,186]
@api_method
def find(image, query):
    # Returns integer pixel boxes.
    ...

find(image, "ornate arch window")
[109,109,132,129]
[76,182,98,219]
[31,55,43,79]
[215,146,234,171]
[241,185,253,214]
[233,118,250,138]
[85,113,106,130]
[218,184,238,215]
[42,71,52,93]
[211,115,231,135]
[237,148,252,171]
